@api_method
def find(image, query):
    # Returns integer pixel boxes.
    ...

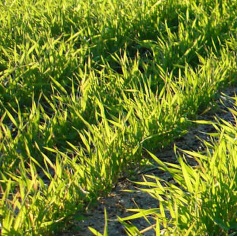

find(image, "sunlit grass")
[118,96,237,235]
[1,0,237,235]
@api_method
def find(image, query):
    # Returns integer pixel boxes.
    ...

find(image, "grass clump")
[1,0,237,235]
[119,98,237,235]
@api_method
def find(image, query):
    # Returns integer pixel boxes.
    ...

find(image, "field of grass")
[1,0,237,235]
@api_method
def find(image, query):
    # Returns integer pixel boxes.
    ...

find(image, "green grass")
[118,99,237,235]
[0,0,237,235]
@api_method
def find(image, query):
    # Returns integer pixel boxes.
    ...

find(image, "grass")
[0,0,237,235]
[118,98,237,235]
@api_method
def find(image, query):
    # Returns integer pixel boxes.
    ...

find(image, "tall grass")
[1,0,237,234]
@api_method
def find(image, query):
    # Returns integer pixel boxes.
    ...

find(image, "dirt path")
[61,85,237,236]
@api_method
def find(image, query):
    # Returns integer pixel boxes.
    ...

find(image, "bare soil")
[61,85,237,236]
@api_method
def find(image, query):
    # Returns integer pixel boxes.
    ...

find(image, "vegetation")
[118,106,237,235]
[0,0,237,235]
